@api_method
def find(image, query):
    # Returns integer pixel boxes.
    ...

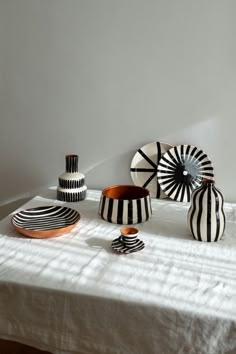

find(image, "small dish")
[130,141,172,198]
[11,205,80,238]
[111,237,145,254]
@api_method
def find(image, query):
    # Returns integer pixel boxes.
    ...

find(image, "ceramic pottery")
[98,185,152,224]
[187,180,226,242]
[157,144,214,202]
[120,227,139,248]
[111,227,145,254]
[11,206,80,238]
[130,141,173,199]
[57,154,87,202]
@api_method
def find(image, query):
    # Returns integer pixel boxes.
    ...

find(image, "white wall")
[1,0,236,214]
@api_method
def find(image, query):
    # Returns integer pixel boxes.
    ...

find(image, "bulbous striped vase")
[187,180,226,242]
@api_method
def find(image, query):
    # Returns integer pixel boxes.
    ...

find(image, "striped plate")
[11,205,80,238]
[111,237,145,254]
[157,144,214,202]
[130,141,173,198]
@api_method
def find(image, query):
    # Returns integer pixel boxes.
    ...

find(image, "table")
[0,190,236,354]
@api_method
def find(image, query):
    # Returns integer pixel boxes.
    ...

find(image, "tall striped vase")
[57,154,87,202]
[187,180,225,242]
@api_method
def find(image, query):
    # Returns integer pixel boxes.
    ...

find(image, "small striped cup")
[120,227,139,248]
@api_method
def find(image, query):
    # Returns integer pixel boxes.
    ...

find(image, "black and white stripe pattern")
[59,177,85,189]
[65,155,79,173]
[12,206,80,231]
[98,194,152,224]
[111,237,145,254]
[57,154,87,202]
[157,144,214,202]
[187,181,225,242]
[130,141,172,198]
[57,189,87,203]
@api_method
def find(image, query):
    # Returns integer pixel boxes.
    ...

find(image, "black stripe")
[199,160,213,167]
[156,142,161,164]
[117,199,124,224]
[143,172,156,188]
[186,184,191,202]
[101,195,106,217]
[190,146,197,158]
[212,187,220,241]
[167,150,179,166]
[180,183,186,202]
[156,142,162,198]
[160,156,176,169]
[130,168,155,172]
[174,184,183,201]
[180,145,184,164]
[214,187,226,239]
[195,153,207,162]
[194,149,203,160]
[207,184,212,242]
[138,149,157,168]
[128,200,133,224]
[189,189,199,239]
[165,182,179,197]
[157,162,176,171]
[202,172,214,177]
[185,145,190,158]
[66,155,78,173]
[137,199,142,223]
[157,175,175,182]
[174,146,182,165]
[196,188,206,241]
[107,199,113,223]
[144,197,149,220]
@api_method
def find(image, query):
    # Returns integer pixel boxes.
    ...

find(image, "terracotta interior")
[103,185,149,200]
[66,154,78,158]
[120,227,139,235]
[202,178,215,184]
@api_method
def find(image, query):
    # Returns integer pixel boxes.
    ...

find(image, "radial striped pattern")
[130,141,172,198]
[12,206,80,231]
[187,182,225,242]
[157,145,214,202]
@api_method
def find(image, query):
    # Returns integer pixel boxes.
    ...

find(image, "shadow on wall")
[84,150,135,190]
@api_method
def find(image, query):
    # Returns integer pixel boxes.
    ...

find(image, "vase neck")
[65,155,79,173]
[202,178,215,186]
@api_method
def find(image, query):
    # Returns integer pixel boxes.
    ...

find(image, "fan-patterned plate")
[11,205,80,238]
[130,141,172,198]
[157,145,214,202]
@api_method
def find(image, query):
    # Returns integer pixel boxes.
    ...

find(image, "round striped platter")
[11,205,80,238]
[157,144,214,202]
[130,141,172,198]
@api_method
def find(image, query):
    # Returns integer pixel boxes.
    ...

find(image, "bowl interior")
[103,185,149,200]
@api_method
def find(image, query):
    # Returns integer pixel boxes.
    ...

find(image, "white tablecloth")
[0,190,236,354]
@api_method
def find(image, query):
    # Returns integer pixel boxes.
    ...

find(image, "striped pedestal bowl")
[98,185,152,224]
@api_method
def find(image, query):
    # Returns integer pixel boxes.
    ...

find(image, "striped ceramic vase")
[187,180,225,242]
[57,154,87,202]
